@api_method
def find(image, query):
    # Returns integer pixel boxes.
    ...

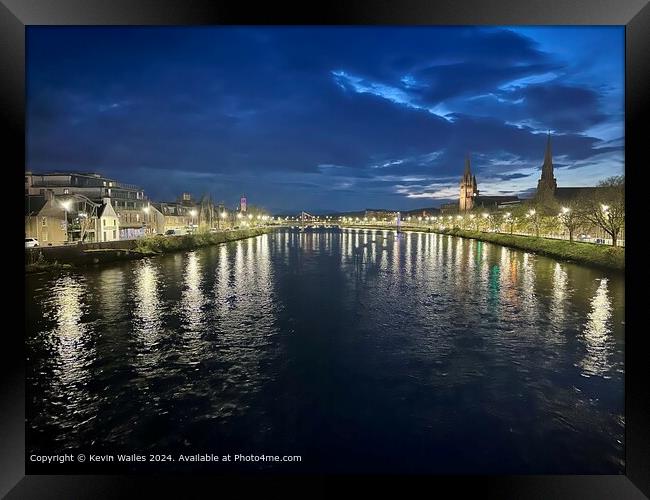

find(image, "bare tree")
[578,176,624,246]
[557,200,583,242]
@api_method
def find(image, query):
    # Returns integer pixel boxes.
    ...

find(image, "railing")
[335,221,625,247]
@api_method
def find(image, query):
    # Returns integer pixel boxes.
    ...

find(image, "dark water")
[26,228,625,473]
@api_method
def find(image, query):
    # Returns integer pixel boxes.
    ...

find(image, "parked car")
[25,237,39,248]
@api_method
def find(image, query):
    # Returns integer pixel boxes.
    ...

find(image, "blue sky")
[26,26,624,213]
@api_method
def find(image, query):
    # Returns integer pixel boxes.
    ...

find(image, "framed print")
[3,0,649,497]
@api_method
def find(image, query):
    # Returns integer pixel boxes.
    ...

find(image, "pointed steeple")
[542,131,553,177]
[459,153,478,211]
[537,131,557,195]
[463,153,472,183]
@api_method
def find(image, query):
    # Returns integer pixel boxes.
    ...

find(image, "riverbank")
[340,224,624,271]
[25,227,273,273]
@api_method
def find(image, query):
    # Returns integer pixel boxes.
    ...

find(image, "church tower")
[536,132,557,196]
[459,154,478,211]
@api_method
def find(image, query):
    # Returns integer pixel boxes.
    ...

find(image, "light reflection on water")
[581,278,614,377]
[26,228,624,473]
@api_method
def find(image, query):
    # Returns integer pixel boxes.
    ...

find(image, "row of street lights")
[338,206,579,236]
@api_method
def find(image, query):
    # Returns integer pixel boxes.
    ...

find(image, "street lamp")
[561,206,570,214]
[189,209,197,229]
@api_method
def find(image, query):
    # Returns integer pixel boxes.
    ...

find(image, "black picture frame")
[4,0,649,497]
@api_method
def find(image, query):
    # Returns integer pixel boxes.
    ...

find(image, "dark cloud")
[26,26,624,212]
[496,173,532,181]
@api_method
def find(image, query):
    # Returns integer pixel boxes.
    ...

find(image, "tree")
[557,201,583,242]
[524,205,542,237]
[578,175,625,246]
[501,211,515,234]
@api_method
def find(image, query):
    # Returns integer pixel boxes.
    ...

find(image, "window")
[136,214,140,222]
[63,188,69,194]
[41,217,47,227]
[113,230,116,239]
[102,219,106,227]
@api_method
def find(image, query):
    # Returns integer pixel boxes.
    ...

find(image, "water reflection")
[581,278,613,377]
[550,263,569,334]
[132,259,162,344]
[181,252,205,333]
[26,229,624,473]
[49,276,90,388]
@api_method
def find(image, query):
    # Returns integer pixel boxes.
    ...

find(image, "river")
[25,228,625,473]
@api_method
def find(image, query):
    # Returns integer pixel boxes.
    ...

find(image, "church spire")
[537,131,557,195]
[463,153,472,181]
[459,152,478,211]
[542,131,553,177]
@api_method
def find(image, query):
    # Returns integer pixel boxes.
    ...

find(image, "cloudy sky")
[27,26,624,213]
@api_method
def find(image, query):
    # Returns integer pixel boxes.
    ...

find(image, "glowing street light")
[561,206,570,214]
